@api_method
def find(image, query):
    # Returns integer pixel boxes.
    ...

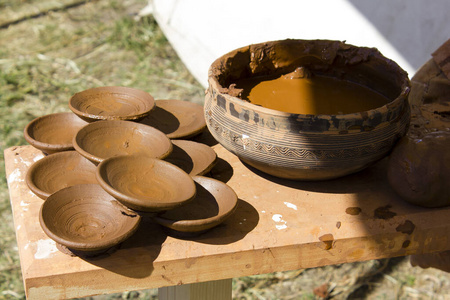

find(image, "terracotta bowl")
[139,99,206,139]
[69,86,155,122]
[205,39,411,180]
[73,120,172,164]
[24,112,88,154]
[26,151,98,200]
[96,155,196,212]
[153,176,238,236]
[164,140,217,176]
[39,184,141,255]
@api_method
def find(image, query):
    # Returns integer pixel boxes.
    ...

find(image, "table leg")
[158,278,232,300]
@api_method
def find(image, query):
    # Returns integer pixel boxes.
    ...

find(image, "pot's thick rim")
[208,77,410,123]
[207,38,411,122]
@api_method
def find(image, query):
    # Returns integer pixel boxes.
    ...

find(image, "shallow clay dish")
[39,184,141,255]
[96,155,196,212]
[73,120,172,164]
[139,99,206,139]
[153,176,238,236]
[26,151,98,200]
[69,86,155,122]
[205,39,411,180]
[164,140,217,176]
[24,112,88,154]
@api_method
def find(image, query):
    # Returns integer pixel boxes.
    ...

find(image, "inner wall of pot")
[212,39,408,102]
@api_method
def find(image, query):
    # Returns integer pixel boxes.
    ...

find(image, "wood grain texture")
[5,145,450,300]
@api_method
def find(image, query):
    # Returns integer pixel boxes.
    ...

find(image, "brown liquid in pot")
[235,70,390,115]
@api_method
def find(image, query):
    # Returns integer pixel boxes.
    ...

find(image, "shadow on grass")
[348,256,407,299]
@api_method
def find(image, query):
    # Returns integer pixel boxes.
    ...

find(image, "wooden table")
[5,144,450,299]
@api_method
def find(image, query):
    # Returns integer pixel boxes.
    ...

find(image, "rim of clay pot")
[39,184,141,252]
[153,176,238,233]
[73,120,173,164]
[26,151,98,200]
[164,139,218,176]
[23,112,89,154]
[69,86,155,122]
[208,39,410,122]
[139,99,206,139]
[96,155,196,212]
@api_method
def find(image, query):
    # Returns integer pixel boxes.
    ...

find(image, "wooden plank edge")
[24,224,450,300]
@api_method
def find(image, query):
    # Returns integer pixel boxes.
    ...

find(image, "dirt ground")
[1,1,450,299]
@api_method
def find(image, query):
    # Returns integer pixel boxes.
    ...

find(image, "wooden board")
[5,144,450,299]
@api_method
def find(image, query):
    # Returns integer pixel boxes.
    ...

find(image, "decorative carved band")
[205,110,394,162]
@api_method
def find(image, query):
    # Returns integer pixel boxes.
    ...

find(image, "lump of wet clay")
[387,39,450,207]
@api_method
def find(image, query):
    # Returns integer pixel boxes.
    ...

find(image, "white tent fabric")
[146,0,450,87]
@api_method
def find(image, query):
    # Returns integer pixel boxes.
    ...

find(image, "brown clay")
[153,176,238,235]
[69,86,155,122]
[164,140,217,176]
[39,184,141,254]
[387,41,450,207]
[73,120,172,164]
[26,151,98,200]
[205,39,410,180]
[24,112,88,154]
[139,99,206,139]
[345,207,361,215]
[96,155,196,212]
[233,69,389,115]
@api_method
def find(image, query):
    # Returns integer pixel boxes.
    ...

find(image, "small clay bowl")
[69,86,155,122]
[73,120,172,164]
[96,155,196,212]
[26,151,98,200]
[164,140,217,176]
[24,112,88,154]
[153,176,238,236]
[139,99,206,139]
[39,184,141,255]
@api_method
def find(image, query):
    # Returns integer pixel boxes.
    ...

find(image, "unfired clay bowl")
[164,140,217,176]
[69,86,155,122]
[73,120,172,164]
[26,151,98,200]
[139,99,206,139]
[153,176,238,236]
[24,112,88,154]
[39,184,141,255]
[205,39,411,180]
[96,155,196,212]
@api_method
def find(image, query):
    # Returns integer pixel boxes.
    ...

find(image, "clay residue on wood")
[319,233,334,250]
[396,220,416,235]
[402,240,411,248]
[345,207,362,216]
[373,205,396,220]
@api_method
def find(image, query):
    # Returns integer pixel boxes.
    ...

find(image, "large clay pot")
[205,39,410,180]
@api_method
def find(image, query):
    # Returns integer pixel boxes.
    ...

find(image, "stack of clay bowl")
[24,86,238,256]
